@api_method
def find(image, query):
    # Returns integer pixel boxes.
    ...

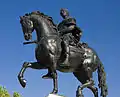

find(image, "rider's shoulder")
[67,17,76,22]
[57,17,76,27]
[64,17,76,25]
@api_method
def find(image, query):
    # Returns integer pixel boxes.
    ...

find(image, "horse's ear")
[19,16,23,23]
[19,16,23,20]
[25,13,29,16]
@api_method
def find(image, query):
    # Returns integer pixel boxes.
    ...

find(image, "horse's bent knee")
[23,62,29,68]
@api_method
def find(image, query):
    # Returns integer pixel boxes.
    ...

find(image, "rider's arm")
[60,18,76,35]
[60,25,76,35]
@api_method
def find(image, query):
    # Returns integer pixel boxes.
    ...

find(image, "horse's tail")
[97,61,108,97]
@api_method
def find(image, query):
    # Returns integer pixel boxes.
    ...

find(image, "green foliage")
[0,86,10,97]
[13,92,21,97]
[0,86,21,97]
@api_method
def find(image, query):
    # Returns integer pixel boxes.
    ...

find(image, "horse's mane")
[31,11,52,20]
[25,11,57,30]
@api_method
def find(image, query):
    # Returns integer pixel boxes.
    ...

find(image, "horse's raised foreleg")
[18,62,46,88]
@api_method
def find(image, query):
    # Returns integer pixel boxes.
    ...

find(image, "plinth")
[46,93,65,97]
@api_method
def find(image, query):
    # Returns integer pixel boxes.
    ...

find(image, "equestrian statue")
[18,9,108,97]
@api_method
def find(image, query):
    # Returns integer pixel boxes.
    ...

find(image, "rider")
[58,8,82,45]
[57,8,83,66]
[42,8,82,79]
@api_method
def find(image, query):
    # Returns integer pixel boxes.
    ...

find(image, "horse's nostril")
[24,34,29,40]
[28,34,31,37]
[24,33,31,40]
[25,34,27,38]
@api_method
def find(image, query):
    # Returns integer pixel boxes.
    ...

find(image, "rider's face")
[60,10,68,19]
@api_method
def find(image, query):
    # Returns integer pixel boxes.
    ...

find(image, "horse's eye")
[28,21,33,27]
[28,21,31,25]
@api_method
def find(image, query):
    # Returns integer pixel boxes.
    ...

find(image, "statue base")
[46,94,65,97]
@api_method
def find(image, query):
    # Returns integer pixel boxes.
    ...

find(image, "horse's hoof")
[18,77,27,88]
[21,79,26,88]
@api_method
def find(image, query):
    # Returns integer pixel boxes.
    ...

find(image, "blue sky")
[0,0,120,97]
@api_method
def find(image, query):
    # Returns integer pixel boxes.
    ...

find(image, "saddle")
[69,42,85,55]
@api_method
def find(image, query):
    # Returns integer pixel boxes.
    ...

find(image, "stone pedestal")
[46,94,65,97]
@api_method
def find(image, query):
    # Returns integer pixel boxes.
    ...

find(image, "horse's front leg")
[18,62,46,88]
[51,70,58,94]
[50,57,58,94]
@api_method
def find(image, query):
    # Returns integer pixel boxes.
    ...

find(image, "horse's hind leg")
[87,86,98,97]
[18,62,46,88]
[76,86,98,97]
[73,68,94,97]
[76,86,84,97]
[76,80,94,97]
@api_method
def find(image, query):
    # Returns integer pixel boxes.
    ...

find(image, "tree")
[13,92,21,97]
[0,86,21,97]
[0,86,10,97]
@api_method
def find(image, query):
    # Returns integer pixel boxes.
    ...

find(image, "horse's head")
[20,11,58,42]
[20,15,34,41]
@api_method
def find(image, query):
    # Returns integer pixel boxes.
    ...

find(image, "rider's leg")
[61,40,69,66]
[42,40,70,79]
[42,50,59,79]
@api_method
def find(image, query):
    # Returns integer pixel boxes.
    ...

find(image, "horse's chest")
[35,38,57,62]
[47,39,57,51]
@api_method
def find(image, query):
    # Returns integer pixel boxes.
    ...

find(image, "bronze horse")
[18,11,108,97]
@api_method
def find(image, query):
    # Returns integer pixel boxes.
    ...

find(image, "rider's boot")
[61,45,69,66]
[42,69,53,79]
[64,53,69,65]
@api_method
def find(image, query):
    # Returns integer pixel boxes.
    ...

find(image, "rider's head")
[60,8,69,19]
